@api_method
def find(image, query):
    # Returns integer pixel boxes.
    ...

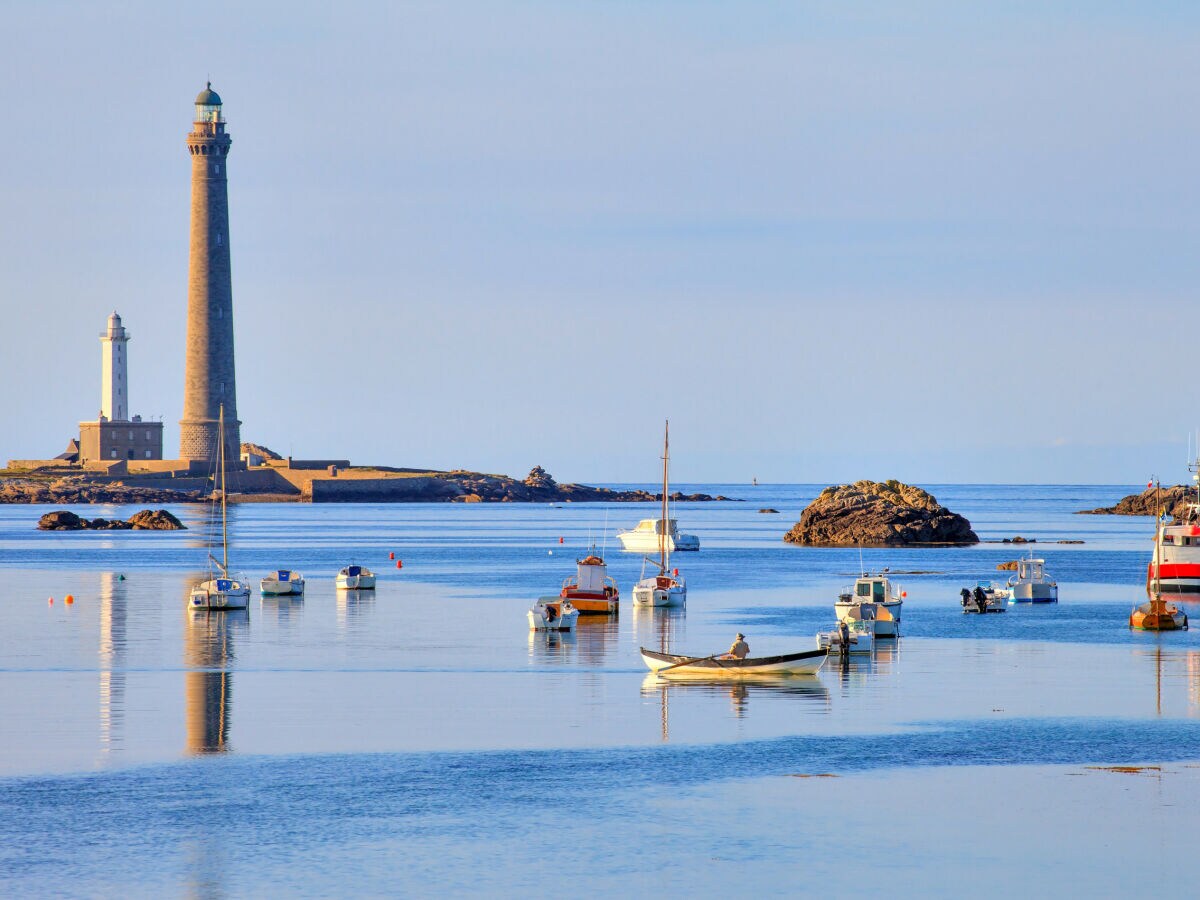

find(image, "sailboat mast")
[661,420,669,572]
[1152,480,1163,611]
[219,404,228,572]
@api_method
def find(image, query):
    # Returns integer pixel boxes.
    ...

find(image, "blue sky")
[2,2,1198,483]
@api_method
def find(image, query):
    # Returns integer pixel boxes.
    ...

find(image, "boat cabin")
[632,518,679,536]
[570,555,611,593]
[1015,559,1047,582]
[854,576,893,604]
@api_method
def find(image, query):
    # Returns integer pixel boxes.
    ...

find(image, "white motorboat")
[1007,556,1057,603]
[816,619,875,654]
[617,518,700,553]
[961,582,1008,613]
[836,573,905,631]
[261,569,305,596]
[189,405,250,612]
[641,647,827,677]
[336,565,376,590]
[632,421,688,607]
[528,597,579,631]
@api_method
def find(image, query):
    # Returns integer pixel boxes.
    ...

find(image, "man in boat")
[727,633,750,659]
[961,587,972,608]
[973,585,987,612]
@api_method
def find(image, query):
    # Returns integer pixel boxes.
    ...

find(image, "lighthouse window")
[146,431,151,440]
[128,431,133,440]
[110,450,117,459]
[217,233,222,246]
[215,164,220,173]
[145,450,152,458]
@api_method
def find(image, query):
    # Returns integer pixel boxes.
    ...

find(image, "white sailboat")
[632,421,687,607]
[189,406,250,611]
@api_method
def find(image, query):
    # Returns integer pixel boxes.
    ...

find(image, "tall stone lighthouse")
[179,83,241,464]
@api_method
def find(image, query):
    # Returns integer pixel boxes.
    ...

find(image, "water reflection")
[640,673,831,722]
[527,628,577,663]
[632,604,687,656]
[260,594,304,627]
[336,589,374,632]
[574,616,618,665]
[184,603,247,755]
[98,572,127,755]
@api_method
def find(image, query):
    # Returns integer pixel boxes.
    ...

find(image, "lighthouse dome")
[195,83,222,106]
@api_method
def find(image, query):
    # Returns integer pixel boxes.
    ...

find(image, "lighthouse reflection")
[184,603,246,755]
[98,572,128,755]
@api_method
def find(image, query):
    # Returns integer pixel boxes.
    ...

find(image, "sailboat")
[1131,481,1189,631]
[632,421,687,607]
[189,406,250,611]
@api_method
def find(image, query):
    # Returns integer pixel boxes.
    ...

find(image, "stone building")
[179,83,242,465]
[77,312,164,462]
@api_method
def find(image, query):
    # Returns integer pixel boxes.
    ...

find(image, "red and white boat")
[1147,472,1200,595]
[559,552,619,615]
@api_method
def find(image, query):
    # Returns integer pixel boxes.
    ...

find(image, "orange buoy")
[389,551,395,560]
[65,594,74,605]
[396,560,403,569]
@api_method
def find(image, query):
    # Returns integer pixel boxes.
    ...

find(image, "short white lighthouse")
[77,311,163,463]
[101,311,129,421]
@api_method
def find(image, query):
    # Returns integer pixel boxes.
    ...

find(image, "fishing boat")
[559,551,619,615]
[835,572,905,631]
[617,518,700,553]
[1132,482,1189,631]
[816,618,875,654]
[1147,464,1200,593]
[188,406,251,611]
[528,597,579,631]
[961,582,1008,613]
[1006,556,1057,602]
[260,569,305,596]
[641,647,827,677]
[632,422,687,607]
[336,565,376,590]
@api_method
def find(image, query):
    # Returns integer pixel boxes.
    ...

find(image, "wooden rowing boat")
[640,647,827,677]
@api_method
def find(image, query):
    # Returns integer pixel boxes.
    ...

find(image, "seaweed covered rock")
[783,480,978,546]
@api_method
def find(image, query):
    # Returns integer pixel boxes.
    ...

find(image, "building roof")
[195,82,222,106]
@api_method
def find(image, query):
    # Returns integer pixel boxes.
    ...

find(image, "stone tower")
[100,311,129,421]
[179,83,241,463]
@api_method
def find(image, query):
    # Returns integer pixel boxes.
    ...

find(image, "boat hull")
[190,578,251,611]
[336,574,376,590]
[1130,601,1189,631]
[641,647,827,677]
[632,583,686,607]
[261,579,304,596]
[617,533,700,553]
[1009,583,1057,603]
[561,591,618,615]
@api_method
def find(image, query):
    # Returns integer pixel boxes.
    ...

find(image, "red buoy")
[673,568,679,577]
[396,560,403,569]
[389,551,395,560]
[559,537,564,544]
[48,597,54,605]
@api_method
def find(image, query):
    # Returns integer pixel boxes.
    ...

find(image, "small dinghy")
[528,597,579,631]
[641,647,827,677]
[961,583,1007,613]
[261,569,305,596]
[816,619,874,654]
[336,565,376,590]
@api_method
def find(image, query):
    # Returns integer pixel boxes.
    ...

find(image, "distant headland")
[0,455,734,505]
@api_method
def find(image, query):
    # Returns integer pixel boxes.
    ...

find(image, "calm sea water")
[2,484,1199,897]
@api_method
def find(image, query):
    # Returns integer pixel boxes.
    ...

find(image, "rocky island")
[783,479,978,546]
[1078,485,1193,520]
[37,509,185,531]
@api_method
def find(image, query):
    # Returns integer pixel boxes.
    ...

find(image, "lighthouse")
[100,311,129,421]
[179,83,241,465]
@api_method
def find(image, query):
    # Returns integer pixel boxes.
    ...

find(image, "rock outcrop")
[783,480,978,546]
[37,508,186,531]
[1,477,199,505]
[1078,485,1192,520]
[240,442,283,460]
[997,560,1019,570]
[523,466,557,490]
